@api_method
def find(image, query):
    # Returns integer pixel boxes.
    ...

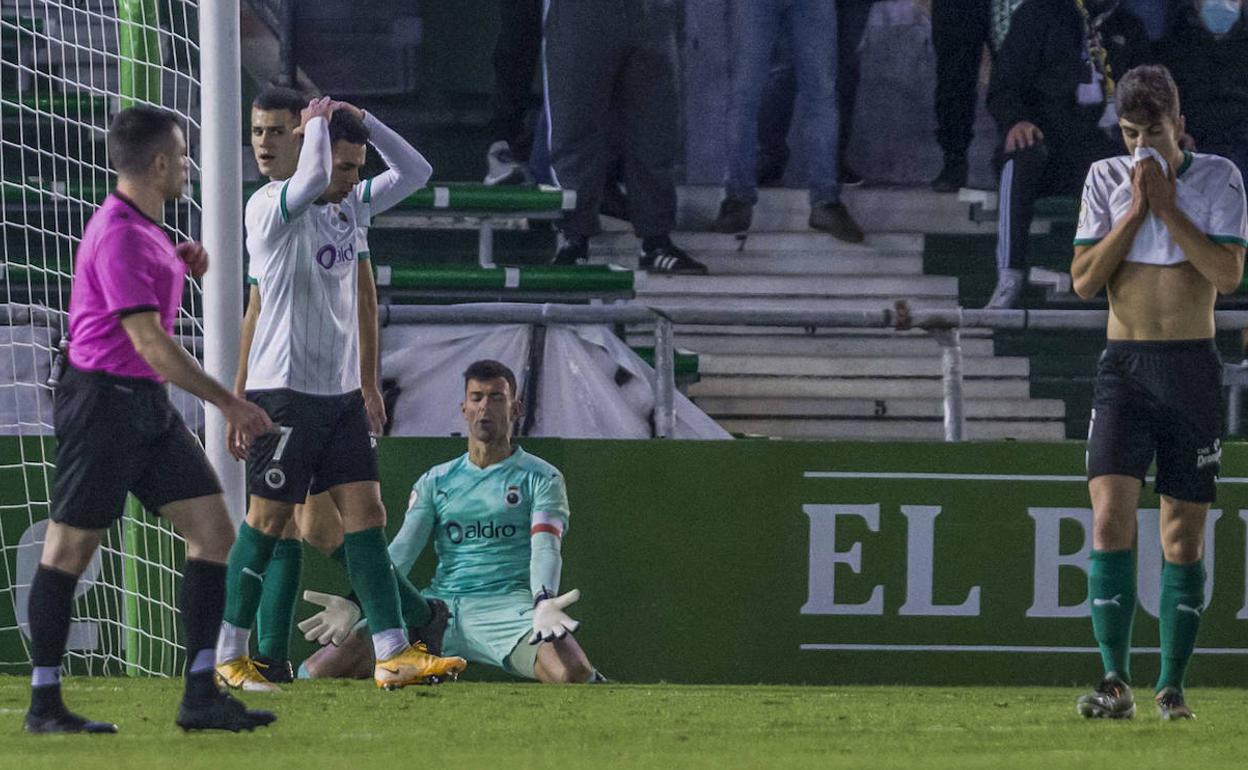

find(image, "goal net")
[0,0,206,676]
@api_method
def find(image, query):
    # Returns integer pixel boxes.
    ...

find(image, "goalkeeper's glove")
[529,588,581,645]
[298,590,361,646]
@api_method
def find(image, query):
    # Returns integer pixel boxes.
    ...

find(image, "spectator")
[484,0,543,185]
[931,0,992,193]
[710,0,864,243]
[545,0,707,275]
[984,0,1149,308]
[1155,0,1248,180]
[754,0,879,187]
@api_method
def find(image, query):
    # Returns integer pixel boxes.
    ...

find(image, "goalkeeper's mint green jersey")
[389,446,570,597]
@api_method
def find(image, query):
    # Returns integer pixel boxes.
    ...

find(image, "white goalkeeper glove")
[529,588,581,645]
[298,590,361,646]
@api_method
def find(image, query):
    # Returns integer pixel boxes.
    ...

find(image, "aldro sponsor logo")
[445,520,519,544]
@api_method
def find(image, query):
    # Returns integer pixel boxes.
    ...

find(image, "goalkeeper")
[300,359,598,683]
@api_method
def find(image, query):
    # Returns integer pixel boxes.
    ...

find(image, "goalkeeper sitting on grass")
[300,359,600,683]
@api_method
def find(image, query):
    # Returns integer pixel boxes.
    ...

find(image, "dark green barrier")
[5,437,1248,686]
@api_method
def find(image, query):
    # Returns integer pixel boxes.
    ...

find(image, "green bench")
[373,263,633,303]
[631,345,701,388]
[373,183,575,267]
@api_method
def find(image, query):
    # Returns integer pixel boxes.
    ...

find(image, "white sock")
[215,622,251,665]
[189,648,216,675]
[31,666,60,688]
[373,628,408,660]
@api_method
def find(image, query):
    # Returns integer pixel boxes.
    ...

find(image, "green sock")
[223,523,279,629]
[1158,559,1205,692]
[256,538,302,660]
[1089,549,1136,682]
[343,528,403,634]
[396,569,432,629]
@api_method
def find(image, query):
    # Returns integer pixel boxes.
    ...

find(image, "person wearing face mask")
[1156,0,1248,181]
[983,0,1150,308]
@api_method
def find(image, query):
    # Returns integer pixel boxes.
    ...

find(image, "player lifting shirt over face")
[1070,64,1248,721]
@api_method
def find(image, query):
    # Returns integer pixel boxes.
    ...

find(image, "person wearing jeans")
[710,0,864,243]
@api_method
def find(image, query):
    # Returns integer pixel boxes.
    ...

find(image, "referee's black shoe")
[1076,675,1135,719]
[25,708,118,734]
[177,690,276,732]
[254,655,295,684]
[412,598,452,657]
[640,238,708,275]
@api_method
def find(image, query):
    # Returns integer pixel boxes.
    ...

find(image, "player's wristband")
[533,588,554,607]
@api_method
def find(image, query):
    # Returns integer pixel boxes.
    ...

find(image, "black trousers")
[931,0,991,160]
[757,0,875,174]
[995,130,1121,270]
[544,0,679,239]
[487,0,544,159]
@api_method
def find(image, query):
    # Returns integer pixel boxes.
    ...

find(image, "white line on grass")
[801,643,1248,654]
[803,471,1248,484]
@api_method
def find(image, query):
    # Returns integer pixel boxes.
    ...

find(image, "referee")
[1071,65,1248,721]
[24,106,274,733]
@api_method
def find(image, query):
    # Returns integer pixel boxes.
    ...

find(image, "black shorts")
[1087,339,1224,503]
[50,365,222,529]
[245,388,378,503]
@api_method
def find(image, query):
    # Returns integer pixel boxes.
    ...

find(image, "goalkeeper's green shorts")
[427,590,539,679]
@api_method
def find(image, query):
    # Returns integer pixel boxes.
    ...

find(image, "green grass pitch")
[2,677,1247,769]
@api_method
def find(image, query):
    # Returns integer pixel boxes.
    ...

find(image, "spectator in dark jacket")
[984,0,1150,308]
[1156,1,1248,180]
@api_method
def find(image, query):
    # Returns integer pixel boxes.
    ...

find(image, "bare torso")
[1105,260,1216,341]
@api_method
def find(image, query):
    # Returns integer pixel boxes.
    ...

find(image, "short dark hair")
[1115,65,1181,124]
[329,110,369,145]
[252,84,306,116]
[463,360,517,396]
[107,105,181,176]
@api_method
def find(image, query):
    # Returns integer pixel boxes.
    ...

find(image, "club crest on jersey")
[504,485,523,508]
[264,465,287,490]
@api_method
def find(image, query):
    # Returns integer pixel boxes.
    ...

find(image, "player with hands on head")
[215,92,466,694]
[301,360,602,684]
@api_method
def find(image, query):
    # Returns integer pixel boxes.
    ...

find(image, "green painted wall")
[5,438,1248,686]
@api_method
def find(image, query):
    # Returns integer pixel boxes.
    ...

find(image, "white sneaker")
[985,268,1025,309]
[483,140,529,186]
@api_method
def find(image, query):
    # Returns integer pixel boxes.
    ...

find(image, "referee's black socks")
[182,559,226,700]
[28,564,79,714]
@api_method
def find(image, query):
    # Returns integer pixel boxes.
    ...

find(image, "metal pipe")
[199,2,246,526]
[279,0,297,88]
[479,220,494,268]
[654,316,676,438]
[930,329,965,441]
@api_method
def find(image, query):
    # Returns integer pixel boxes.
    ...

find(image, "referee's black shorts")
[244,388,378,504]
[50,365,223,529]
[1086,339,1224,504]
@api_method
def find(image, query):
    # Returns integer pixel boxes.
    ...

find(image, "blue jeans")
[724,0,839,206]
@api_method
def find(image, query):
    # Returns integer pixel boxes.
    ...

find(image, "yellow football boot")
[374,642,467,690]
[215,656,281,693]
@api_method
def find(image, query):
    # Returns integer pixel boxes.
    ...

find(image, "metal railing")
[379,303,1248,441]
[9,301,1248,442]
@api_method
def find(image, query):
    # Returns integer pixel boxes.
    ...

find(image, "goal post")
[0,0,242,676]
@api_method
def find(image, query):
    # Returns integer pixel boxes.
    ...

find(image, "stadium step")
[716,417,1067,441]
[625,332,996,358]
[693,396,1065,420]
[639,296,960,313]
[670,186,1052,236]
[689,376,1032,401]
[697,353,1027,379]
[635,273,958,298]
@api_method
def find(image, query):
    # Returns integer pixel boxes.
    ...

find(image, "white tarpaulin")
[381,315,729,439]
[0,326,55,435]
